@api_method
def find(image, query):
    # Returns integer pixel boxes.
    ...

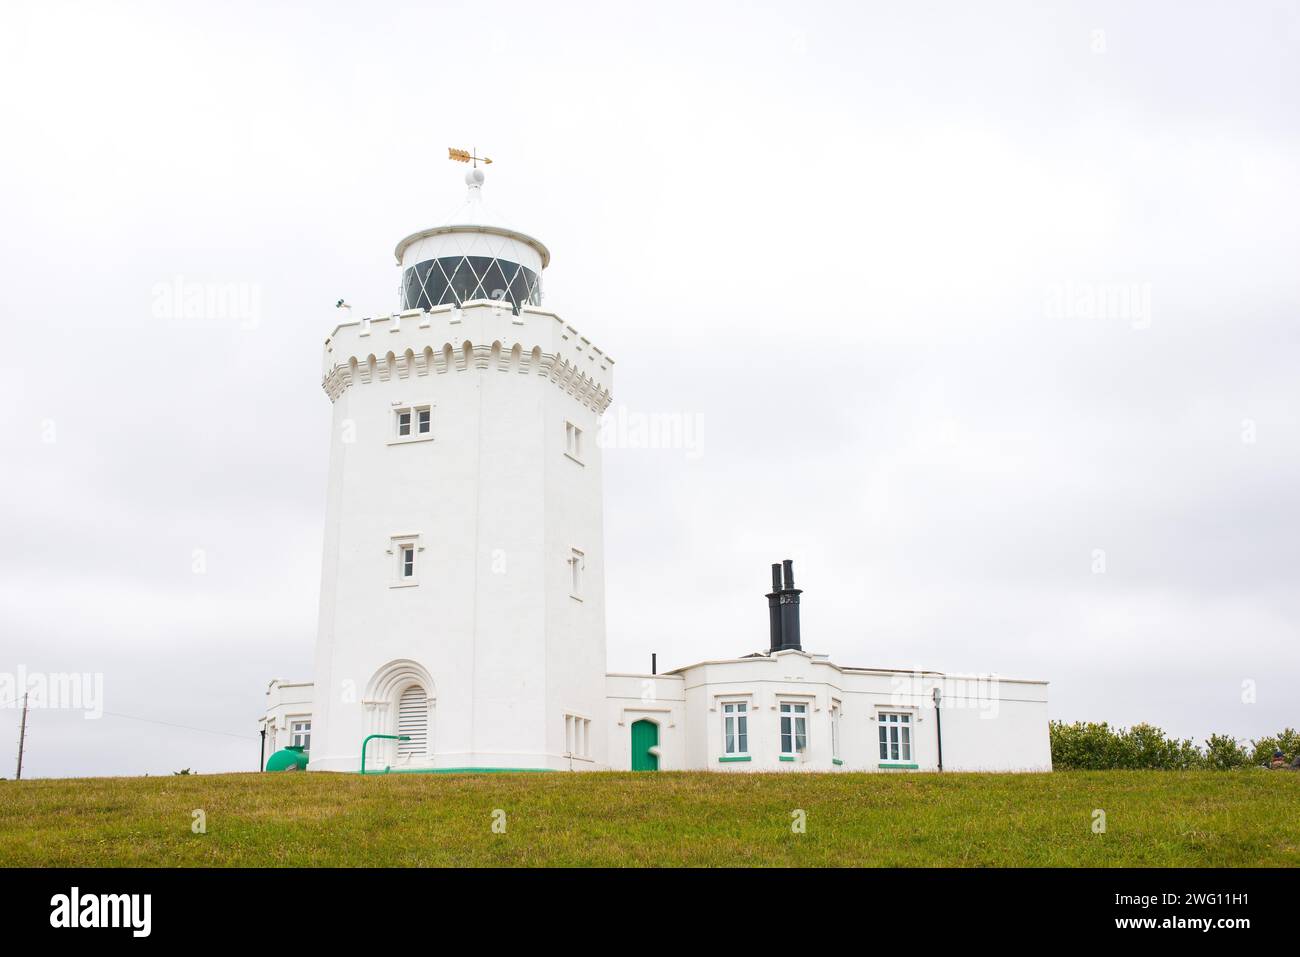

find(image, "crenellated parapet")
[321,299,615,413]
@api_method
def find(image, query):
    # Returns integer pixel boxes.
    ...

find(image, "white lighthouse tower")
[305,156,614,772]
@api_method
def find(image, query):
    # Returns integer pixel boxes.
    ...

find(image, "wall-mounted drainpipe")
[360,734,410,775]
[932,687,943,772]
[651,653,657,675]
[259,728,266,772]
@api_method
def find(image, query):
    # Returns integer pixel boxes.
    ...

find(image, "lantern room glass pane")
[402,263,424,309]
[464,257,495,301]
[482,259,511,303]
[401,256,539,314]
[417,260,445,308]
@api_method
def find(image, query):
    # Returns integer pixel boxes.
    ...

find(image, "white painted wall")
[605,674,688,770]
[601,651,1050,773]
[307,298,613,772]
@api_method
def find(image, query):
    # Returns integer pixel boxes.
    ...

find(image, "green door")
[630,719,659,771]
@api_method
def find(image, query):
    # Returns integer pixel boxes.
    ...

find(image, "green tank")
[265,745,309,771]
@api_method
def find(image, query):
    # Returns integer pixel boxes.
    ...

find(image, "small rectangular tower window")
[564,713,591,758]
[393,405,433,443]
[569,548,584,600]
[390,535,421,587]
[565,420,583,463]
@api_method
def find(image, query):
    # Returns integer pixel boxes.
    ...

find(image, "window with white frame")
[290,719,311,752]
[565,420,583,462]
[831,704,841,760]
[878,711,913,762]
[722,701,749,755]
[568,548,584,599]
[564,713,591,758]
[394,405,432,441]
[779,701,808,755]
[390,535,421,586]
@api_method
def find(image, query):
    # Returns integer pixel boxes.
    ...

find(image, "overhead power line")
[1,698,256,741]
[99,710,257,741]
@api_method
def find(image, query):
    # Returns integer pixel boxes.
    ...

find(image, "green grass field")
[1,770,1296,866]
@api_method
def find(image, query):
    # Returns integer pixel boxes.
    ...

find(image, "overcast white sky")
[1,0,1296,777]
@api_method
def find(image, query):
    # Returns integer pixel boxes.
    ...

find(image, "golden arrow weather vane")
[448,146,492,168]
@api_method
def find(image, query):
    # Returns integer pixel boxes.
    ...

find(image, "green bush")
[1050,721,1295,770]
[1049,721,1121,769]
[1202,734,1252,770]
[1127,723,1201,770]
[1249,728,1300,766]
[1050,721,1199,770]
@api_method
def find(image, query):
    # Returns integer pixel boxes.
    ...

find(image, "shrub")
[1202,734,1252,770]
[1050,721,1123,770]
[1050,721,1283,770]
[1125,723,1201,770]
[1249,728,1300,766]
[1050,721,1201,770]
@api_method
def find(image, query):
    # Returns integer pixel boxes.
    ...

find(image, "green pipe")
[360,734,409,775]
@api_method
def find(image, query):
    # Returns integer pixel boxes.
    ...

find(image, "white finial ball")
[466,168,485,186]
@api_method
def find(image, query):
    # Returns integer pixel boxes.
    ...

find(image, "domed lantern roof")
[393,155,549,315]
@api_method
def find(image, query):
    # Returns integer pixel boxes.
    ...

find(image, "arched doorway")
[630,719,659,771]
[364,660,436,770]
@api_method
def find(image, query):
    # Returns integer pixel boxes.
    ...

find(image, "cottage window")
[722,701,749,755]
[878,712,913,762]
[290,719,311,752]
[779,701,808,756]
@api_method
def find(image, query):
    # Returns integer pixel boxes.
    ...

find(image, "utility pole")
[15,693,28,781]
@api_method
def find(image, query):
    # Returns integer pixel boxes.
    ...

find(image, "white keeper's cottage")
[260,163,1052,774]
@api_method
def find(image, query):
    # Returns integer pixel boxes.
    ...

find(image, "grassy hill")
[1,770,1296,866]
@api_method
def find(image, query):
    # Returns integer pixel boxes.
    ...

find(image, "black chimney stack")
[766,564,783,653]
[766,559,803,653]
[779,559,802,651]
